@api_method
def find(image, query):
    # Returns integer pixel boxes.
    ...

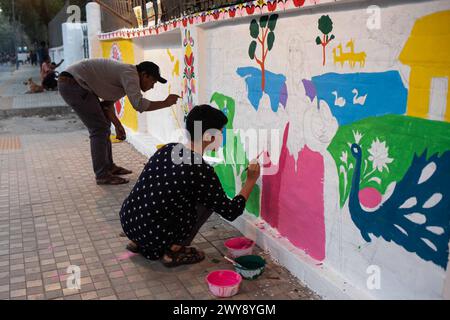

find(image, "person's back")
[65,58,133,102]
[65,58,165,113]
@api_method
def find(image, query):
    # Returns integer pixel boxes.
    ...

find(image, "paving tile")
[10,288,27,298]
[81,291,98,300]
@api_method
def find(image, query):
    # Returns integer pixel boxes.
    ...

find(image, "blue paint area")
[236,67,287,112]
[349,144,450,269]
[311,71,407,126]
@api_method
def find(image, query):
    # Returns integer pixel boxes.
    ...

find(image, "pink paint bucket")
[224,237,255,258]
[206,270,242,298]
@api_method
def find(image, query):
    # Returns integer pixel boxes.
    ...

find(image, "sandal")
[126,241,140,253]
[96,174,129,185]
[162,246,205,268]
[110,165,133,176]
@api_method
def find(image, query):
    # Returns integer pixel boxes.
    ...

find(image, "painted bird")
[348,143,450,269]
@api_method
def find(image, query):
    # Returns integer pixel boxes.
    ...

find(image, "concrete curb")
[0,105,73,119]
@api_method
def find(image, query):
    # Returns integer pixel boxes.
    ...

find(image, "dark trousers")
[58,80,113,179]
[180,204,214,246]
[42,72,58,90]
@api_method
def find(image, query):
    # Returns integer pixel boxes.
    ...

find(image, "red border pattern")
[98,0,333,40]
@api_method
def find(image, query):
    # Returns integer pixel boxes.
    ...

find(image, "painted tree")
[315,15,335,66]
[248,14,278,91]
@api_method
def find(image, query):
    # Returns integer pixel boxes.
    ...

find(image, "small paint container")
[224,237,255,258]
[234,255,266,280]
[206,270,242,298]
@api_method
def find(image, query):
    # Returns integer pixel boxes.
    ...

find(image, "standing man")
[37,41,48,71]
[58,58,179,185]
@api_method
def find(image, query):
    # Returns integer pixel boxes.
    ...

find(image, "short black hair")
[186,105,228,141]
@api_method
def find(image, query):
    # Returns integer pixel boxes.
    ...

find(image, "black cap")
[136,61,167,84]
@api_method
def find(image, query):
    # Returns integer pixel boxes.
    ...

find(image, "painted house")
[399,10,450,122]
[83,0,450,299]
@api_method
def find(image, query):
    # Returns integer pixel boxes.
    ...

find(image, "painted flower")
[340,150,348,164]
[368,138,393,172]
[352,130,363,144]
[185,53,194,67]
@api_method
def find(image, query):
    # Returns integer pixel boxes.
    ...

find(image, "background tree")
[0,0,87,45]
[315,15,335,66]
[0,12,14,53]
[248,14,278,91]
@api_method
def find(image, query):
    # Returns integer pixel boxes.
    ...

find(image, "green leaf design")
[330,34,335,40]
[268,14,278,31]
[315,36,322,45]
[318,15,333,35]
[249,40,257,59]
[267,31,275,51]
[260,15,269,28]
[250,19,259,39]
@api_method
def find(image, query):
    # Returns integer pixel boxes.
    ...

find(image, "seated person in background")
[41,55,64,90]
[120,104,261,267]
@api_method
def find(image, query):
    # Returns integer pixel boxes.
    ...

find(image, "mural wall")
[201,1,450,299]
[96,0,450,298]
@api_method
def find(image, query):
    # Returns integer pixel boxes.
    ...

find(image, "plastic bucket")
[234,255,266,280]
[224,237,255,258]
[206,270,242,298]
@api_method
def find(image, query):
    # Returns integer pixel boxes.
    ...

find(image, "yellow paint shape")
[173,60,180,77]
[333,39,366,68]
[167,49,180,77]
[399,10,450,122]
[101,40,139,131]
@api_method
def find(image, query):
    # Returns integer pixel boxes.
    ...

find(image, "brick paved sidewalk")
[0,127,319,300]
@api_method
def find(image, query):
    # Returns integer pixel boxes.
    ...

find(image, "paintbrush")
[224,256,247,269]
[244,151,264,172]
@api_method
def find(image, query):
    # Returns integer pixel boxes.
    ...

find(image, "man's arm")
[100,101,126,140]
[120,68,179,113]
[144,94,180,112]
[54,59,64,69]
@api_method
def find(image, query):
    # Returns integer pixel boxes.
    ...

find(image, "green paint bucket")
[234,255,266,280]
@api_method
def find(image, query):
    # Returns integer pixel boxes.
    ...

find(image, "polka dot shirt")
[119,143,247,260]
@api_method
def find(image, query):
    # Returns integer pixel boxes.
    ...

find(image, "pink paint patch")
[224,237,254,250]
[261,123,326,261]
[359,187,382,208]
[117,251,138,261]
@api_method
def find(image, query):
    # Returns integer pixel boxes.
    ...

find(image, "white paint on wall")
[429,77,448,121]
[134,32,184,144]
